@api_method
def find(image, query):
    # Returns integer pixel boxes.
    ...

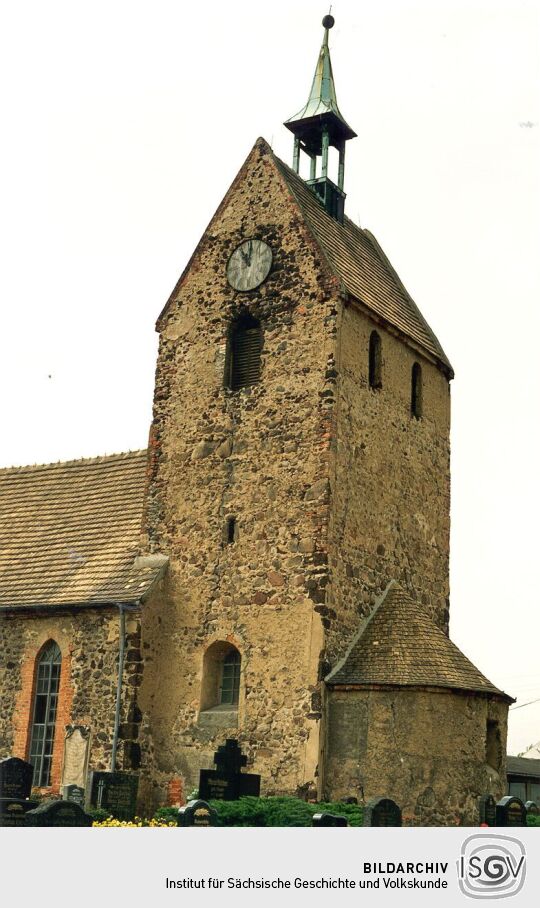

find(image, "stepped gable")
[272,149,453,376]
[326,581,511,700]
[0,450,159,608]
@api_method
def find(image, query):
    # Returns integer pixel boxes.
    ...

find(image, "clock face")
[227,239,272,291]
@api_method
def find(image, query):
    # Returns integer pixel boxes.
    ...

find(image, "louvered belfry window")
[228,313,262,391]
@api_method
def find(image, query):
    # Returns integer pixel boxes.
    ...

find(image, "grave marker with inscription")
[62,784,85,806]
[495,796,526,827]
[0,798,37,827]
[479,794,497,827]
[199,739,260,801]
[89,771,139,821]
[0,757,33,800]
[525,800,539,817]
[312,812,348,827]
[178,799,217,827]
[26,799,93,827]
[363,797,402,827]
[0,757,36,827]
[62,726,90,789]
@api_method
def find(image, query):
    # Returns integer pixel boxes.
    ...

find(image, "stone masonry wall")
[139,139,343,803]
[324,687,509,826]
[326,303,451,663]
[0,609,142,792]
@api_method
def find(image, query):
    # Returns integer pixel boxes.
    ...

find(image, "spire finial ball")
[322,14,335,29]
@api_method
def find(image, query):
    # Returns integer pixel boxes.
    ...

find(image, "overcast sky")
[0,0,538,756]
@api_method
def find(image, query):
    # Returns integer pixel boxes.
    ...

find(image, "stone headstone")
[0,757,33,800]
[363,797,402,827]
[0,798,38,827]
[62,784,85,807]
[525,800,539,817]
[312,812,348,827]
[62,726,91,789]
[89,771,139,821]
[479,794,497,827]
[198,739,260,801]
[26,799,93,827]
[496,796,526,827]
[178,799,218,827]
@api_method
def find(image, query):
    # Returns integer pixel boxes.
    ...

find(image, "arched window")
[28,641,62,787]
[411,362,423,418]
[220,650,241,706]
[226,313,262,391]
[368,330,382,389]
[200,641,241,712]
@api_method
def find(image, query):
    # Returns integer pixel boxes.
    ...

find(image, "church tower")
[136,17,508,820]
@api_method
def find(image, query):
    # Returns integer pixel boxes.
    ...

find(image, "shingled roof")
[273,150,453,377]
[326,581,511,700]
[0,451,161,609]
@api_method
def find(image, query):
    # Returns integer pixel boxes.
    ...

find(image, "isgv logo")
[458,835,526,899]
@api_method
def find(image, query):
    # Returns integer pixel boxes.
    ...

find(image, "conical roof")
[285,17,356,146]
[326,581,512,700]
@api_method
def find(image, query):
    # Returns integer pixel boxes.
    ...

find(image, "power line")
[510,696,540,711]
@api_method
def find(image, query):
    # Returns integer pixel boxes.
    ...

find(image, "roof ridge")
[0,449,148,475]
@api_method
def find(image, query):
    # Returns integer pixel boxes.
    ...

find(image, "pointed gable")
[157,137,452,376]
[326,581,511,699]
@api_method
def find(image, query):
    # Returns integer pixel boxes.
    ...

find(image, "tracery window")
[28,641,61,787]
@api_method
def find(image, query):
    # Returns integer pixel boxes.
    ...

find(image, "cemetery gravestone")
[0,799,37,828]
[0,757,33,800]
[363,797,402,827]
[0,757,37,827]
[312,812,348,827]
[178,799,218,827]
[26,799,93,827]
[62,726,91,789]
[62,784,85,806]
[525,800,539,817]
[199,739,260,801]
[479,794,497,827]
[89,771,139,821]
[495,796,526,827]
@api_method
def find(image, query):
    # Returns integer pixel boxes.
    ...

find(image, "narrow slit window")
[411,362,423,418]
[28,641,62,787]
[226,313,262,391]
[226,517,236,544]
[368,330,382,389]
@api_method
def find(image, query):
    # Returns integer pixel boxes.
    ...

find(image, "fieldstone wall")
[139,138,343,802]
[323,686,509,825]
[0,609,142,791]
[139,137,457,805]
[326,303,451,663]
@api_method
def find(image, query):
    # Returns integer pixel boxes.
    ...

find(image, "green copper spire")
[284,15,357,223]
[286,14,355,140]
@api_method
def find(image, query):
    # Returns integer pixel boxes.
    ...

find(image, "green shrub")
[86,806,113,822]
[154,796,362,827]
[214,796,363,827]
[526,813,540,827]
[154,806,181,824]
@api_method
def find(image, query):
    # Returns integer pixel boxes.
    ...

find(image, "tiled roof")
[326,581,511,699]
[0,451,160,608]
[507,756,540,778]
[274,152,453,376]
